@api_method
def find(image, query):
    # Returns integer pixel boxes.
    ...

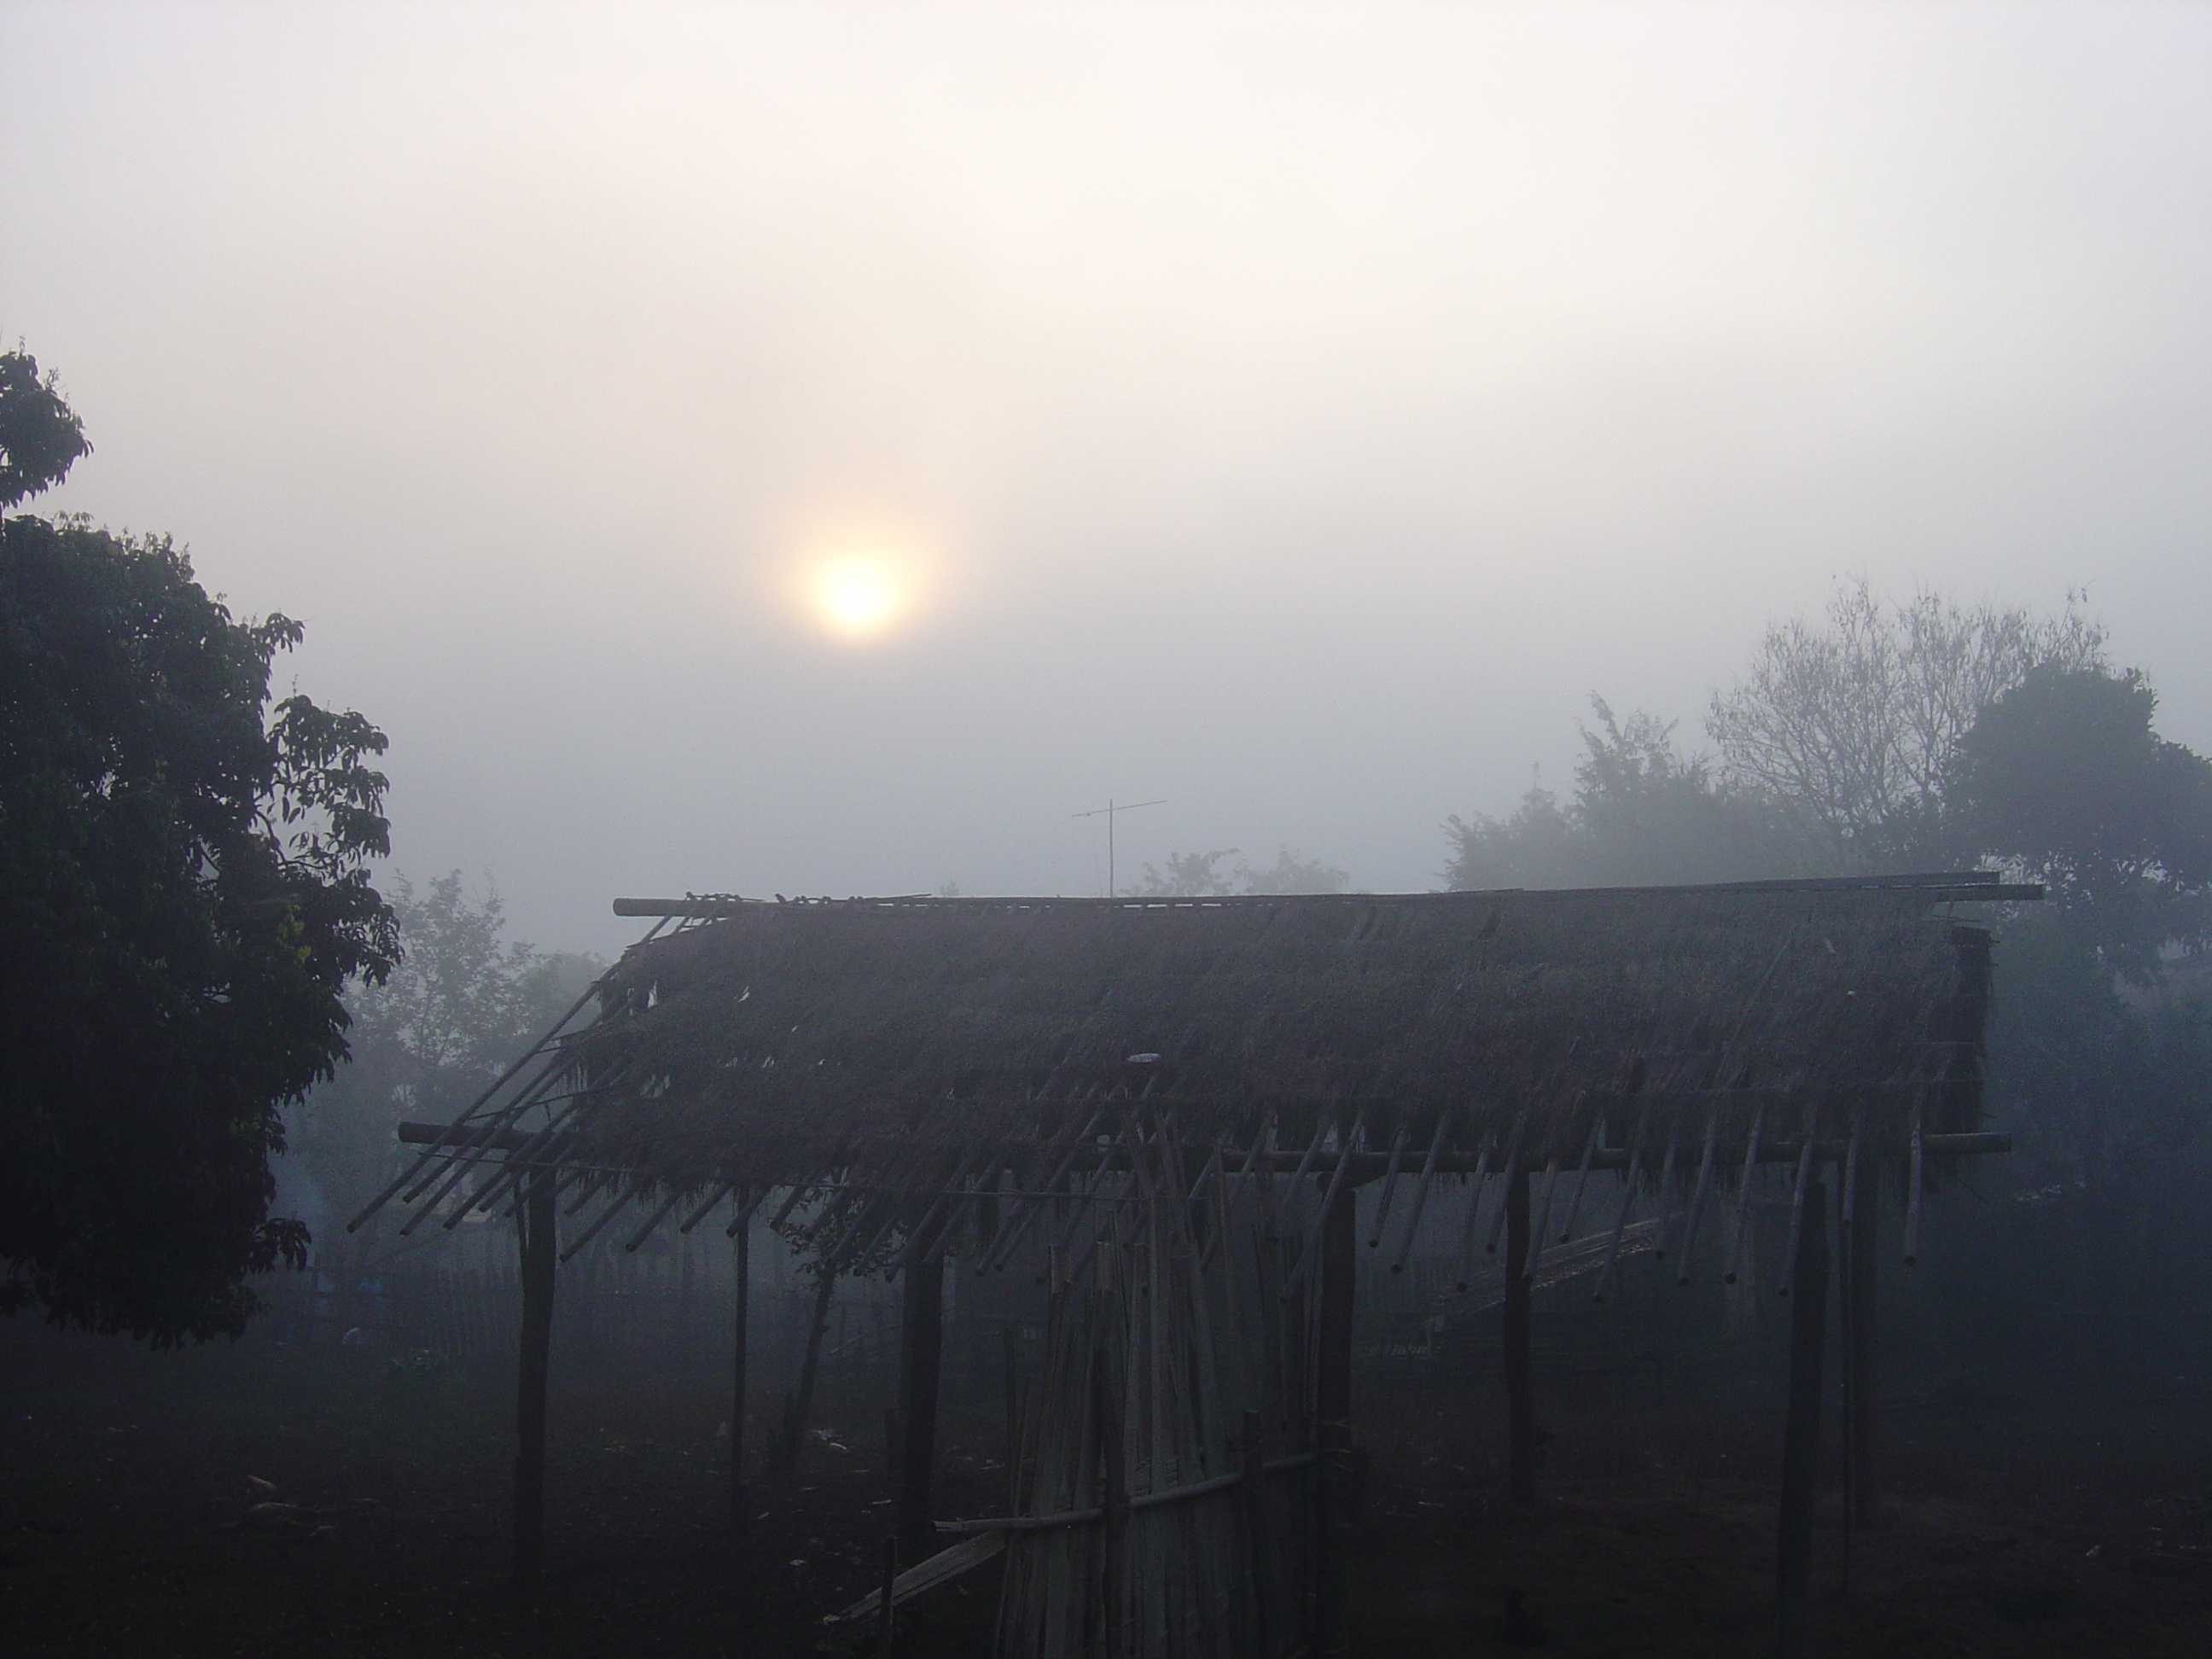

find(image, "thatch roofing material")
[560,885,1997,1196]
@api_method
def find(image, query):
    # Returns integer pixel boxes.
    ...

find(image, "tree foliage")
[0,350,90,509]
[1444,699,1807,890]
[1951,665,2212,951]
[1445,577,2212,1365]
[1137,846,1353,897]
[1707,579,2104,869]
[298,874,597,1247]
[0,352,396,1343]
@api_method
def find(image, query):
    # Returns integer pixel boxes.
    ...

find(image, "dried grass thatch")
[559,884,1993,1197]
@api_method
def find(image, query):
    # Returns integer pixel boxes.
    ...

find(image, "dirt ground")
[3,1321,2209,1656]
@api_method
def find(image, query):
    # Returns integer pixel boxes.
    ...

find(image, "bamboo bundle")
[995,1152,1311,1659]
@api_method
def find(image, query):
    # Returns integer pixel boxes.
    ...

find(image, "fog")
[5,1,2208,952]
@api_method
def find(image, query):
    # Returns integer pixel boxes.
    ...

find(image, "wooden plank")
[393,1121,2014,1170]
[821,1531,1009,1627]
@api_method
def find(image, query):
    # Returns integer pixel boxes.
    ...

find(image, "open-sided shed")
[358,873,2028,1656]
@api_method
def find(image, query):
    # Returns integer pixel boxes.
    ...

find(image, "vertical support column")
[1241,1406,1280,1659]
[1848,1165,1880,1532]
[896,1251,946,1567]
[1094,1337,1128,1657]
[731,1198,751,1532]
[1504,1170,1536,1506]
[514,1169,556,1590]
[780,1264,838,1476]
[1313,1181,1357,1659]
[1774,1179,1830,1659]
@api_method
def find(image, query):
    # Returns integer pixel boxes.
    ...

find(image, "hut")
[355,873,2029,1656]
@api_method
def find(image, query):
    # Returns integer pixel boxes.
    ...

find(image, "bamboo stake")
[724,1181,775,1237]
[1388,1106,1456,1275]
[344,926,657,1236]
[1903,1099,1926,1267]
[1283,1109,1364,1298]
[1676,1109,1721,1285]
[1592,1093,1653,1303]
[1777,1120,1819,1298]
[621,1187,687,1254]
[979,1109,1104,1274]
[1453,1143,1494,1294]
[1557,1112,1605,1242]
[1484,1110,1529,1255]
[560,1181,643,1264]
[1364,1123,1412,1249]
[678,1179,736,1235]
[1724,1100,1769,1285]
[1526,1157,1563,1281]
[1650,1105,1685,1261]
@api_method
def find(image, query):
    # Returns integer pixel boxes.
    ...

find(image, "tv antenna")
[1072,798,1165,898]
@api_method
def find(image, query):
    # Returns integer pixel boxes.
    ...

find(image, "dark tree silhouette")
[0,349,90,509]
[1,352,397,1343]
[1949,664,2212,972]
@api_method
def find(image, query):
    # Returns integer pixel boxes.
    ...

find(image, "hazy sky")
[5,2,2208,952]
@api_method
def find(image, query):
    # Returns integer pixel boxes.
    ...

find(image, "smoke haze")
[5,1,2206,949]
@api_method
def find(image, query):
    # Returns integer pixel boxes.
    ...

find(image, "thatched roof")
[360,876,2026,1266]
[567,880,2002,1185]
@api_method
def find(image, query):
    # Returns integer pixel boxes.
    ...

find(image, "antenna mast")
[1072,798,1166,898]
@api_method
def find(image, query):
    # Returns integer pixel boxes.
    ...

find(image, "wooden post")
[1242,1406,1280,1659]
[513,1170,556,1590]
[1774,1179,1830,1659]
[1095,1337,1128,1657]
[876,1533,899,1658]
[1505,1169,1535,1507]
[1848,1163,1880,1531]
[730,1199,751,1532]
[1313,1180,1357,1659]
[896,1251,946,1566]
[780,1264,837,1476]
[1002,1324,1023,1510]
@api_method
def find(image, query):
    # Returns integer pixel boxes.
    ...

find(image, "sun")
[807,553,906,639]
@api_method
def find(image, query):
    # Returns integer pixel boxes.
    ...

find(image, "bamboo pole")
[779,1264,837,1476]
[1848,1161,1881,1532]
[1592,1094,1652,1303]
[513,1170,556,1589]
[1388,1108,1455,1276]
[1505,1169,1535,1507]
[1096,1330,1129,1658]
[1242,1407,1279,1659]
[1773,1178,1830,1659]
[1312,1182,1356,1659]
[731,1194,751,1532]
[896,1251,946,1565]
[1676,1109,1721,1284]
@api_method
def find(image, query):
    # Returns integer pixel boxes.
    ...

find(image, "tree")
[1949,665,2212,963]
[1138,848,1241,897]
[1706,578,2104,869]
[297,874,598,1250]
[1945,673,2212,1365]
[0,352,396,1343]
[0,349,90,509]
[1237,847,1353,896]
[1445,698,1804,890]
[1137,846,1354,897]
